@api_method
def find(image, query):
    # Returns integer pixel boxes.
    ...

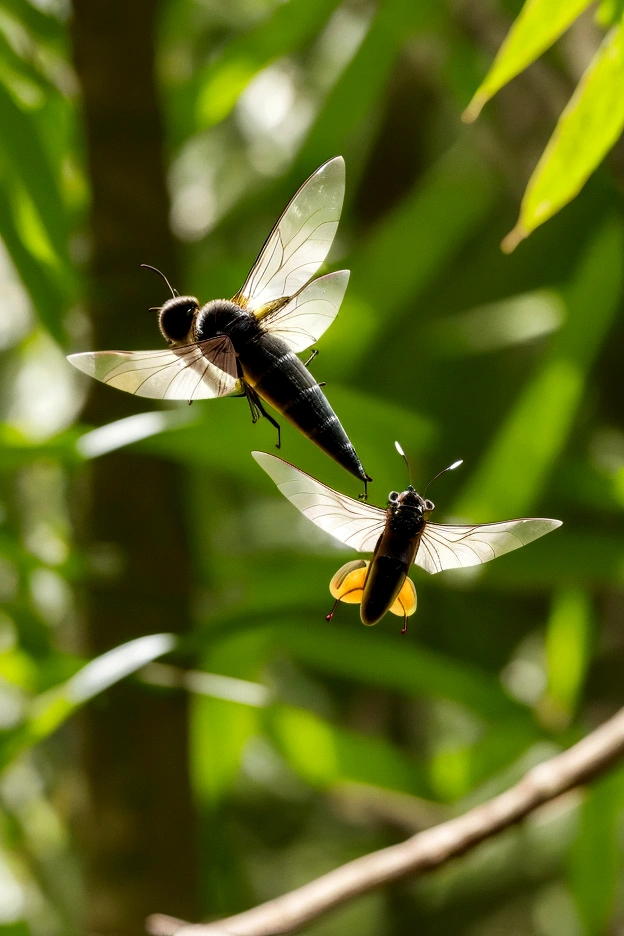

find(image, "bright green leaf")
[191,629,269,803]
[544,588,593,726]
[0,634,176,772]
[569,768,624,934]
[503,21,624,251]
[271,705,429,796]
[463,0,594,122]
[0,78,69,268]
[0,186,66,343]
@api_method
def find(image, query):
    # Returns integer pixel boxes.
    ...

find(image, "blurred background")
[0,0,623,934]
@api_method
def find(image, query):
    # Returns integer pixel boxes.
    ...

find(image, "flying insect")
[67,158,371,494]
[252,447,562,632]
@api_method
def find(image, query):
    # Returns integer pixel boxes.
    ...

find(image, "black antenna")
[141,263,178,298]
[394,440,413,486]
[424,459,463,496]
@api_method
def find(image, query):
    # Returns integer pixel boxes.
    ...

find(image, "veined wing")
[253,452,385,552]
[67,336,239,401]
[259,270,349,353]
[415,517,562,575]
[234,157,345,313]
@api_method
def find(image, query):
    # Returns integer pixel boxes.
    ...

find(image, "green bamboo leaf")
[503,21,624,251]
[569,768,624,934]
[544,588,593,727]
[270,705,429,797]
[0,186,66,343]
[195,0,342,127]
[463,0,594,122]
[0,634,176,772]
[190,629,271,803]
[0,78,70,270]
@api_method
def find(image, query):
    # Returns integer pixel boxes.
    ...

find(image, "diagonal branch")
[147,705,624,936]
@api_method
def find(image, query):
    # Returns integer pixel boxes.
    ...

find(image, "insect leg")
[304,348,318,368]
[325,597,340,621]
[401,611,408,635]
[359,478,369,501]
[239,382,263,424]
[246,385,281,447]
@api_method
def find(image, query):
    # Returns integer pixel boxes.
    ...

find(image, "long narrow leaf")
[0,634,176,772]
[0,78,69,268]
[503,21,624,251]
[569,769,624,934]
[0,186,66,343]
[463,0,594,122]
[270,705,430,797]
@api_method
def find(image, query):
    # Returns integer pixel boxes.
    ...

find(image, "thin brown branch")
[147,705,624,936]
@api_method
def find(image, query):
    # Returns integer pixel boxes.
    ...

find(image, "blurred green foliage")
[465,0,624,249]
[0,0,624,934]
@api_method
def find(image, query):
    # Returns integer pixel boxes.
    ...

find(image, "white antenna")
[424,459,463,495]
[394,440,412,485]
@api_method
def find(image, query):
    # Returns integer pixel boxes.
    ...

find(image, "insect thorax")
[194,299,257,345]
[389,504,425,538]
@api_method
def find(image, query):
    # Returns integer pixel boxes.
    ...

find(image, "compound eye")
[424,499,435,512]
[388,491,399,504]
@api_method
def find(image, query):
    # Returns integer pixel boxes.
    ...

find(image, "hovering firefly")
[67,158,372,495]
[252,446,562,632]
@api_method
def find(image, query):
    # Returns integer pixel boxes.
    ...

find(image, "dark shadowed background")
[1,1,624,934]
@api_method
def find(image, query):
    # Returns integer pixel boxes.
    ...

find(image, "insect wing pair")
[253,452,562,630]
[68,158,371,489]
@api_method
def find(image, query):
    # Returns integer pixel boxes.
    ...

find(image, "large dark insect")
[253,448,561,632]
[68,158,371,493]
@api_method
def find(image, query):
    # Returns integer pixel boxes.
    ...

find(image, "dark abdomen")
[361,556,408,626]
[239,332,370,484]
[361,519,421,625]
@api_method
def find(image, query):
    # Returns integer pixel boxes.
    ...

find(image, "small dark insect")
[67,158,371,494]
[252,446,562,633]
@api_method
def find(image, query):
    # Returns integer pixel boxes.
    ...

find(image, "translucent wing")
[235,157,345,313]
[415,518,562,575]
[253,452,386,552]
[67,336,239,401]
[259,270,349,353]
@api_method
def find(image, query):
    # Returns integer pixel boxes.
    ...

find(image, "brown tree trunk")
[70,2,199,933]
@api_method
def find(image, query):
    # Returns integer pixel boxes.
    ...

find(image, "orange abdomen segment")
[329,559,417,626]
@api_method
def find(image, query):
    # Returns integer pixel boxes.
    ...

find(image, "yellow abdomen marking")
[329,560,369,604]
[389,576,417,617]
[329,560,417,618]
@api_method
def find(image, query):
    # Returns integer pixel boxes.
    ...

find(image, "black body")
[194,299,370,484]
[361,487,430,625]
